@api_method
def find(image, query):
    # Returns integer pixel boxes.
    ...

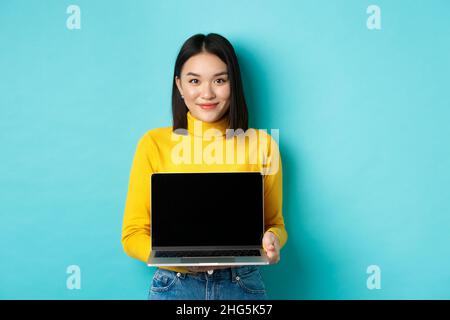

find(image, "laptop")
[147,172,270,267]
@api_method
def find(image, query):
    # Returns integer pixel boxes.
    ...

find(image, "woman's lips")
[199,103,218,110]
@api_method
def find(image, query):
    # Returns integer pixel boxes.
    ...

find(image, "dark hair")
[172,33,248,133]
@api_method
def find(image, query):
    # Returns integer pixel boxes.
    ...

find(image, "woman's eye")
[188,78,227,84]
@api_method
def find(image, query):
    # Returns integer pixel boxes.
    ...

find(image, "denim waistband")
[159,265,259,282]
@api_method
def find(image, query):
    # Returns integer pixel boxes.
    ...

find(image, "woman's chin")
[193,110,222,123]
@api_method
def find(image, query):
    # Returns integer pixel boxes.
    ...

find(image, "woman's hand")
[262,231,280,264]
[186,232,280,272]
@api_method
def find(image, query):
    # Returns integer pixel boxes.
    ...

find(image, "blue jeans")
[148,266,268,300]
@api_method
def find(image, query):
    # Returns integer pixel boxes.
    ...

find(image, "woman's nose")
[201,84,215,99]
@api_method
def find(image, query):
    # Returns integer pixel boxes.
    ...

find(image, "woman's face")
[176,52,231,123]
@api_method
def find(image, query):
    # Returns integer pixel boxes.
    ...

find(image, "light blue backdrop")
[1,0,449,299]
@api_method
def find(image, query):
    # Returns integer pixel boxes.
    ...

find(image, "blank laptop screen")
[151,172,264,248]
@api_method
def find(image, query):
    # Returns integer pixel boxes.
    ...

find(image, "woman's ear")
[175,76,183,97]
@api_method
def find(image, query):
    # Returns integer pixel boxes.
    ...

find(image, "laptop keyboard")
[155,249,261,258]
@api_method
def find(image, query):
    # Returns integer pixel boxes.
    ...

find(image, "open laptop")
[147,172,270,267]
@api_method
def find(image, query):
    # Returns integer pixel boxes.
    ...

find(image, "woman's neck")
[186,111,230,137]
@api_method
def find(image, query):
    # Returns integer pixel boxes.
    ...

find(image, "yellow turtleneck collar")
[186,111,230,138]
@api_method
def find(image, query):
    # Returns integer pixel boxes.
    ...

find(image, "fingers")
[262,232,280,264]
[263,232,278,251]
[266,247,279,263]
[267,252,280,264]
[263,233,276,250]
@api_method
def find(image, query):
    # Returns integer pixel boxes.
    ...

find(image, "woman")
[121,33,288,300]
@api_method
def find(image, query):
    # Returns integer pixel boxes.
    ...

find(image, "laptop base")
[147,249,270,267]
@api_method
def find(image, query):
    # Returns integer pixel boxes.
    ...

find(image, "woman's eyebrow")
[185,71,228,77]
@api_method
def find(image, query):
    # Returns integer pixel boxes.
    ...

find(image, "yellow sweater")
[121,111,288,274]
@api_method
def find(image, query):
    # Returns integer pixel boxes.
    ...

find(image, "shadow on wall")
[237,43,340,299]
[260,143,305,299]
[235,40,275,128]
[260,136,342,299]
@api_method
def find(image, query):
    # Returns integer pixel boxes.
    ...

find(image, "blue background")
[1,0,449,299]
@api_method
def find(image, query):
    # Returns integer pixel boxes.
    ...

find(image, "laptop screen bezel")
[150,171,265,250]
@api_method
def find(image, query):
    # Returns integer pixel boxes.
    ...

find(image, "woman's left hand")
[187,231,280,272]
[262,231,280,264]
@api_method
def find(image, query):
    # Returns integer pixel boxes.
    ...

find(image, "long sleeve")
[121,133,154,263]
[262,134,288,249]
